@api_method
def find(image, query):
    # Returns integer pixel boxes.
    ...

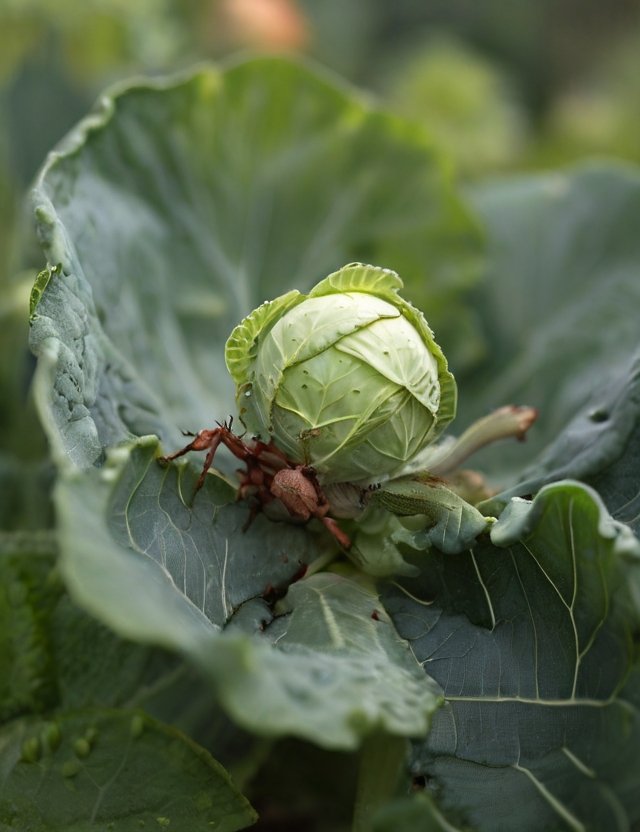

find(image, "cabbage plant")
[3,57,640,832]
[226,263,456,484]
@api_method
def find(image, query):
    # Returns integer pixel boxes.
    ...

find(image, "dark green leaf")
[0,275,53,531]
[0,531,242,761]
[383,481,640,832]
[0,709,256,831]
[50,595,262,770]
[0,534,60,722]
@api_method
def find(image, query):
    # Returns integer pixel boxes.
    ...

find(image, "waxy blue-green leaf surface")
[54,437,443,749]
[55,436,320,639]
[488,348,640,535]
[29,56,478,469]
[459,165,640,485]
[383,482,640,832]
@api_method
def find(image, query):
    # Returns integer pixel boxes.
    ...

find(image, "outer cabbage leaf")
[54,437,443,750]
[486,348,640,535]
[459,164,640,485]
[382,482,640,832]
[29,56,479,469]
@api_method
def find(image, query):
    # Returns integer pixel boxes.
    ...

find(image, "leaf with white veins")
[383,481,640,832]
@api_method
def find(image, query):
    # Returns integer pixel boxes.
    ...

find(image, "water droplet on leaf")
[74,738,91,758]
[21,737,41,763]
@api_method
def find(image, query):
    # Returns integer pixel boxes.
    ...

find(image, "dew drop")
[41,723,62,752]
[21,737,41,763]
[84,727,98,746]
[62,759,81,778]
[131,714,145,738]
[74,738,91,759]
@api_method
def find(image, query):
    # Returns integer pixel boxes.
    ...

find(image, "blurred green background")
[2,0,640,500]
[3,0,640,279]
